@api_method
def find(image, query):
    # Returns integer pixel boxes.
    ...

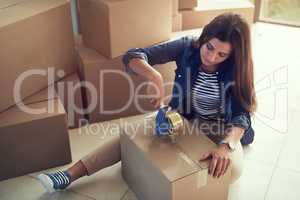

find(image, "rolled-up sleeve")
[230,113,251,130]
[228,96,251,130]
[122,36,190,75]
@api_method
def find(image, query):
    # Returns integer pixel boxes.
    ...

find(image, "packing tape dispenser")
[155,106,184,141]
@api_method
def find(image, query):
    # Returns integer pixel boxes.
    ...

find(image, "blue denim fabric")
[122,36,254,145]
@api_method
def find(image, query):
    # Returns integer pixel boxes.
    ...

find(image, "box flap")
[0,98,65,128]
[20,84,58,105]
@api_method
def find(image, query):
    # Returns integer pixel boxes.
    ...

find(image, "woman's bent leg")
[79,135,121,176]
[67,160,88,182]
[37,135,121,193]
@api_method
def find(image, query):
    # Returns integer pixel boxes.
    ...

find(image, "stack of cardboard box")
[0,0,76,112]
[179,0,255,30]
[0,0,77,180]
[76,0,175,123]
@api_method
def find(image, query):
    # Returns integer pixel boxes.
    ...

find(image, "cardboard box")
[55,73,86,128]
[0,0,76,112]
[172,0,179,16]
[0,98,72,181]
[180,1,254,30]
[78,0,172,58]
[120,115,231,200]
[0,0,25,9]
[76,44,176,123]
[179,0,198,9]
[172,14,183,32]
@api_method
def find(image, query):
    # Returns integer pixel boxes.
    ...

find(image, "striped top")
[191,69,220,120]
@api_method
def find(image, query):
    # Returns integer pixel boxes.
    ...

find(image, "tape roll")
[166,111,184,136]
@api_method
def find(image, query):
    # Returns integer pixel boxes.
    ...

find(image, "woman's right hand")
[147,72,165,109]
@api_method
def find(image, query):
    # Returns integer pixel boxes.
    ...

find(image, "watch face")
[220,141,235,151]
[228,141,236,151]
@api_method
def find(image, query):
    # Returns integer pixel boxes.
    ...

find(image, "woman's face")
[200,38,232,67]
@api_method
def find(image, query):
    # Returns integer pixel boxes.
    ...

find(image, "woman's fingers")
[209,155,218,176]
[154,99,161,108]
[149,97,163,109]
[214,157,223,178]
[218,158,227,178]
[210,156,231,178]
[201,149,231,178]
[149,98,158,106]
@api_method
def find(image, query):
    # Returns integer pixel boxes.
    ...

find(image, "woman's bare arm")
[128,58,164,108]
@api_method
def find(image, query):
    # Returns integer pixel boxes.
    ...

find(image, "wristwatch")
[219,140,236,152]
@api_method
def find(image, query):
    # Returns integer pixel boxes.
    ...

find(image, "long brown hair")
[193,13,257,114]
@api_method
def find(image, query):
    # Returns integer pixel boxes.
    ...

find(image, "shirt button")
[178,74,182,78]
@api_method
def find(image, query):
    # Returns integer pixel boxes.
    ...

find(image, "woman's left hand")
[199,144,231,178]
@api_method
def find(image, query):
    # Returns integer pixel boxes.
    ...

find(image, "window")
[254,0,300,27]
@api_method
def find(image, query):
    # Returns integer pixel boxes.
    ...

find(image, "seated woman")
[37,13,257,193]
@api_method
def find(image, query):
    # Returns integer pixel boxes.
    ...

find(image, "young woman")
[38,13,256,193]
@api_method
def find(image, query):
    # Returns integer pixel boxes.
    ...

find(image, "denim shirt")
[122,36,254,145]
